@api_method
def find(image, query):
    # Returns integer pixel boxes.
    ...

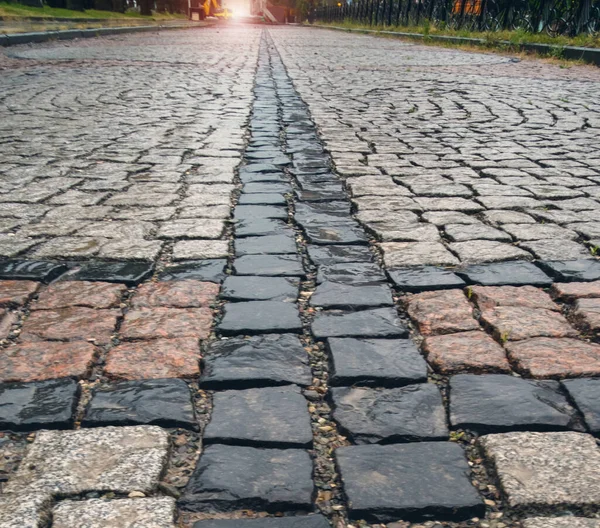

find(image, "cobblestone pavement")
[1,24,600,528]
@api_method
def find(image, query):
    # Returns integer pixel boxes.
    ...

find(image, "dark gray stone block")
[159,259,227,283]
[388,266,466,292]
[0,379,79,431]
[331,384,448,443]
[233,255,305,277]
[316,262,386,285]
[235,219,290,237]
[219,301,302,335]
[562,378,600,435]
[303,222,369,245]
[221,276,298,302]
[537,260,600,282]
[0,260,67,283]
[327,337,427,387]
[238,193,287,206]
[179,445,314,512]
[312,308,408,339]
[234,206,288,222]
[204,385,313,448]
[457,261,553,286]
[243,183,293,194]
[449,374,581,434]
[336,443,484,522]
[71,261,153,286]
[82,379,196,430]
[193,515,330,528]
[307,245,373,266]
[310,282,393,309]
[200,334,311,389]
[235,234,297,256]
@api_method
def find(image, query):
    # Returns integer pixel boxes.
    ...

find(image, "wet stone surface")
[449,374,581,434]
[219,301,302,335]
[158,259,227,283]
[70,261,154,285]
[539,260,600,282]
[311,307,408,339]
[233,254,305,277]
[562,378,600,435]
[310,282,393,309]
[387,266,466,292]
[457,261,553,286]
[204,385,313,448]
[221,276,298,302]
[0,260,67,283]
[201,334,311,389]
[330,384,448,443]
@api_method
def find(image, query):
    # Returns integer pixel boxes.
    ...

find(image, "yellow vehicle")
[189,0,232,19]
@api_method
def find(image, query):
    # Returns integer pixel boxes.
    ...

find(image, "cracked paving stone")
[0,341,96,383]
[327,337,427,387]
[480,306,577,341]
[449,240,532,264]
[32,281,126,310]
[523,518,600,528]
[538,260,600,282]
[573,298,600,333]
[306,244,374,266]
[71,261,153,286]
[120,307,213,340]
[312,308,408,339]
[479,431,600,509]
[20,307,120,344]
[221,276,298,302]
[551,280,600,301]
[470,285,559,311]
[316,262,386,286]
[179,444,314,512]
[0,280,39,307]
[82,378,196,430]
[173,240,230,260]
[233,255,305,277]
[505,337,600,378]
[0,492,51,528]
[132,280,219,308]
[105,338,200,380]
[201,334,310,389]
[0,260,67,283]
[159,260,227,283]
[381,242,460,268]
[310,282,393,309]
[0,378,79,431]
[193,515,330,528]
[331,384,448,444]
[336,442,484,522]
[457,261,553,287]
[388,266,466,293]
[422,331,511,374]
[449,374,580,434]
[219,301,302,335]
[406,289,479,336]
[52,497,176,528]
[204,385,312,448]
[562,378,600,435]
[4,425,169,495]
[234,234,297,256]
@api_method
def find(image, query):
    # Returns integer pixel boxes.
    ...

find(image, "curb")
[0,23,203,47]
[314,25,600,66]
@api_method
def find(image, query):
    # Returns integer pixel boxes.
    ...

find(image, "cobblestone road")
[1,25,600,528]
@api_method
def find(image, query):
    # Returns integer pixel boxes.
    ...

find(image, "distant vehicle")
[189,0,232,20]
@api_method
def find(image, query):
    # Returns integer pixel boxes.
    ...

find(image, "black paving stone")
[234,205,288,221]
[310,282,393,309]
[457,261,553,286]
[193,515,330,528]
[219,301,302,335]
[237,193,287,206]
[0,378,79,431]
[316,262,387,285]
[221,276,298,302]
[331,384,448,444]
[233,255,305,277]
[159,259,227,283]
[239,164,281,175]
[235,219,291,238]
[562,378,600,435]
[204,385,313,448]
[295,201,352,223]
[295,189,347,202]
[200,334,311,389]
[336,442,484,522]
[239,172,289,184]
[388,266,466,292]
[449,374,581,434]
[327,337,427,387]
[243,183,293,194]
[537,259,600,282]
[303,222,369,245]
[312,308,408,339]
[307,245,374,266]
[70,261,153,286]
[82,379,197,430]
[0,260,67,283]
[179,445,314,512]
[235,234,297,256]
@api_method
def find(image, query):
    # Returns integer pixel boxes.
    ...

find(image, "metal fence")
[313,0,600,36]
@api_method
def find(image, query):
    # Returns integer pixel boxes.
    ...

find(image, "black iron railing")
[313,0,600,36]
